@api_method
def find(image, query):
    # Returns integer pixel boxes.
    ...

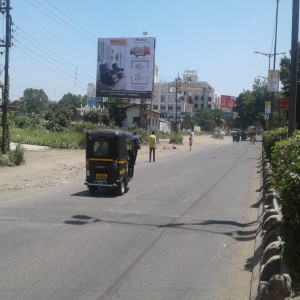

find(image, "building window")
[195,104,198,109]
[160,105,166,110]
[168,105,173,111]
[201,96,204,101]
[195,96,198,101]
[208,97,212,102]
[153,105,158,110]
[161,95,166,102]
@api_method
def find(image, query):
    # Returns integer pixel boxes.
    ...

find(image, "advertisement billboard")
[268,70,279,92]
[220,95,235,109]
[277,97,290,110]
[265,100,271,114]
[96,37,155,99]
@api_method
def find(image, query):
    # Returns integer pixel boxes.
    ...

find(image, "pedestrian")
[189,133,193,151]
[133,131,140,164]
[191,131,195,141]
[148,130,157,162]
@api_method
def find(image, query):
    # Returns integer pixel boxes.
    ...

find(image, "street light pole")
[254,51,286,70]
[175,77,180,134]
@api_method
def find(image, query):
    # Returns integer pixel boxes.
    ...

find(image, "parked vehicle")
[85,129,135,195]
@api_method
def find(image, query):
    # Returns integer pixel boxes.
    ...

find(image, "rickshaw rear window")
[93,141,110,157]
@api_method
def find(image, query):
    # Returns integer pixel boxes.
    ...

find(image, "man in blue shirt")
[133,131,140,164]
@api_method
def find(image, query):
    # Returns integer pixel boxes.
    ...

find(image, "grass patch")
[10,128,85,149]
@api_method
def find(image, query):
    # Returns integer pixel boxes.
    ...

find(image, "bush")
[262,126,288,159]
[270,131,300,277]
[169,134,183,145]
[0,144,25,167]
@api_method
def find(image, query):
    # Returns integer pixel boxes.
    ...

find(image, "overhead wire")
[25,0,95,46]
[9,0,100,98]
[13,38,87,89]
[13,25,93,83]
[43,0,98,41]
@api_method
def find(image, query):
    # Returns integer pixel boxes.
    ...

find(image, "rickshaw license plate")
[96,173,107,180]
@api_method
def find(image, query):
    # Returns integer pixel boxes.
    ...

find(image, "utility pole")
[175,77,180,134]
[269,0,280,130]
[288,0,299,137]
[0,0,12,154]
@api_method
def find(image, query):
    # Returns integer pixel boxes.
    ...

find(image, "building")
[152,71,220,123]
[122,105,161,131]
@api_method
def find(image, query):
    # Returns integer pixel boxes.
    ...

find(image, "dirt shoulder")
[0,134,231,193]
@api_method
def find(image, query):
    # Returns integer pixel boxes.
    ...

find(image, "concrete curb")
[250,148,293,300]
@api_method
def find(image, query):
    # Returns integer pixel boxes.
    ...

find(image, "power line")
[43,0,98,40]
[13,6,96,64]
[25,0,95,46]
[13,26,93,82]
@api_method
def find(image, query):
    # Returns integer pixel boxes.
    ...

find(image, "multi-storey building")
[153,71,220,122]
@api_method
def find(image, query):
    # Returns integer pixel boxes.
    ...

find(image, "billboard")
[220,95,235,109]
[265,100,271,114]
[96,37,155,99]
[277,97,290,110]
[268,70,279,92]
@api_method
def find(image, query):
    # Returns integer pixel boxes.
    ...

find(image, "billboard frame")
[96,37,156,99]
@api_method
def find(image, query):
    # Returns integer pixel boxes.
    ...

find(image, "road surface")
[0,138,261,300]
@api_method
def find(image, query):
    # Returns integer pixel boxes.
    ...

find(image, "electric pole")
[288,0,299,137]
[0,0,12,154]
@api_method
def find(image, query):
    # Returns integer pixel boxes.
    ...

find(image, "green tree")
[194,108,224,131]
[24,88,50,114]
[58,93,82,108]
[234,79,267,129]
[180,114,194,130]
[104,98,128,127]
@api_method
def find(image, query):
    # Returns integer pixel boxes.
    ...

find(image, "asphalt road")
[0,138,262,300]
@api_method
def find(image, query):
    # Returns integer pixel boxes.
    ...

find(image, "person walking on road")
[148,131,157,162]
[133,131,140,164]
[189,133,193,151]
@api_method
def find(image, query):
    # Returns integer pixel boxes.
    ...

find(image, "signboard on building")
[277,97,290,110]
[220,95,235,109]
[268,70,279,92]
[96,37,155,99]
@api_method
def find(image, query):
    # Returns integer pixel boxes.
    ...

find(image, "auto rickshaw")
[84,129,135,195]
[232,131,240,142]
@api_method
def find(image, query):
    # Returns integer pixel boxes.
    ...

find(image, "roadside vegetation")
[263,128,300,280]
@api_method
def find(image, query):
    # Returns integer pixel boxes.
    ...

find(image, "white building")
[152,71,220,122]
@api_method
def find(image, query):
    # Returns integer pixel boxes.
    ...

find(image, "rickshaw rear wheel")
[117,180,126,195]
[88,186,97,194]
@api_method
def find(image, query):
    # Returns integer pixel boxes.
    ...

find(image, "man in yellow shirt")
[148,131,157,162]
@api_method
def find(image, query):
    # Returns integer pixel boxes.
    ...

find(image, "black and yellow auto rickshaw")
[84,129,135,195]
[232,130,240,142]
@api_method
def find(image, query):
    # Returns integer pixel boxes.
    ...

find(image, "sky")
[1,0,295,102]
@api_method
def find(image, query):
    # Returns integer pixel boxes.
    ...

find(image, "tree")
[104,98,128,127]
[234,79,267,129]
[58,93,82,108]
[23,88,50,114]
[194,108,224,131]
[180,114,194,130]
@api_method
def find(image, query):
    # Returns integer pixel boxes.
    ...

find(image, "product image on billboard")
[96,37,155,99]
[220,95,236,109]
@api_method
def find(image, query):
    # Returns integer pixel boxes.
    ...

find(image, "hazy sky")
[4,0,294,101]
